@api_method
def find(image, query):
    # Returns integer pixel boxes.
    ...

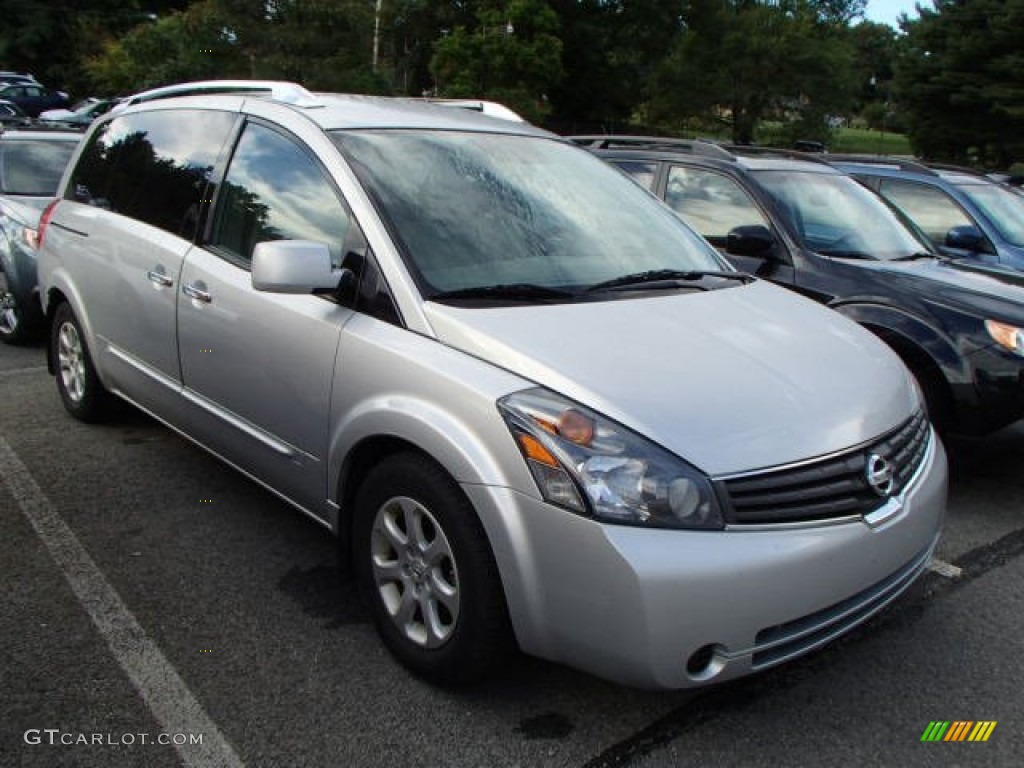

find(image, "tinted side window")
[69,109,235,240]
[211,123,351,265]
[610,160,658,191]
[877,178,973,245]
[665,166,768,240]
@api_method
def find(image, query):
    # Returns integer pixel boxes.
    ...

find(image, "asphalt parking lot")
[1,338,1022,768]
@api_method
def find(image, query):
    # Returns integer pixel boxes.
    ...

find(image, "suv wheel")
[353,452,513,685]
[0,279,41,345]
[51,301,109,421]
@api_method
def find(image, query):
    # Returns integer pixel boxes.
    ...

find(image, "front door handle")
[147,270,174,287]
[183,283,212,303]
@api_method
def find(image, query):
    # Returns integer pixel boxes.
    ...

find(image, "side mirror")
[726,225,775,257]
[251,240,351,294]
[945,225,988,253]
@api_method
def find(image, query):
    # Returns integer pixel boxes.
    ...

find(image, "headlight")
[985,319,1024,357]
[498,389,723,529]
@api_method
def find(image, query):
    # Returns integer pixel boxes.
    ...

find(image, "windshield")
[331,131,728,297]
[0,140,77,197]
[754,170,930,259]
[958,182,1024,247]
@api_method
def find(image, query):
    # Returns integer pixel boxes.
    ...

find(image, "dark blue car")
[0,83,69,118]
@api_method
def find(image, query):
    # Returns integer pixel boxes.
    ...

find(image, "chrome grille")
[718,410,930,525]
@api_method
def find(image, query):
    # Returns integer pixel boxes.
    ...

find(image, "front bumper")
[465,429,947,689]
[956,344,1024,434]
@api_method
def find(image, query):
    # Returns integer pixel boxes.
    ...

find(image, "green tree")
[211,0,387,93]
[430,0,563,122]
[0,0,150,96]
[85,2,245,94]
[896,0,1024,166]
[545,0,681,131]
[651,1,857,145]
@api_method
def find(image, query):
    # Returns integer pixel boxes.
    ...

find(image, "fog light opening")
[686,644,727,682]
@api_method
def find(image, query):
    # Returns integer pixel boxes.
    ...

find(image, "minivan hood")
[424,280,918,476]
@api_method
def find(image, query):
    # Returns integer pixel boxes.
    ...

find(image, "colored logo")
[921,721,997,742]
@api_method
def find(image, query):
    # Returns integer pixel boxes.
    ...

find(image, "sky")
[863,0,926,28]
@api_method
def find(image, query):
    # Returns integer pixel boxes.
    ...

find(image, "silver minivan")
[36,86,947,689]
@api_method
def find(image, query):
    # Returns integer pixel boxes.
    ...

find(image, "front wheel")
[51,301,110,422]
[0,278,42,345]
[353,452,513,685]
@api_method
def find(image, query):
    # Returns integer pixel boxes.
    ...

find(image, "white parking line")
[928,558,963,579]
[0,437,245,768]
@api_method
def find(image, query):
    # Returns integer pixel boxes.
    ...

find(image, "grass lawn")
[643,124,914,156]
[830,127,912,155]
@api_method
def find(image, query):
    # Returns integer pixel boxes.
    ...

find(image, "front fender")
[0,225,37,304]
[327,315,539,518]
[833,301,969,386]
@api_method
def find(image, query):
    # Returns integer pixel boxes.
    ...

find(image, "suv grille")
[718,410,929,525]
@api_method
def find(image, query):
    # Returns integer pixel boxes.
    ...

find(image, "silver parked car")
[36,85,947,689]
[0,126,81,343]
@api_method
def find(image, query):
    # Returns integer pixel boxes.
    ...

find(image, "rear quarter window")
[68,109,236,240]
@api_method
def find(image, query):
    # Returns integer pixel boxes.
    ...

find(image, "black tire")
[353,452,513,685]
[0,283,42,346]
[51,301,110,422]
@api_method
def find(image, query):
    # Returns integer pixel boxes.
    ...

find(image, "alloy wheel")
[57,320,86,403]
[370,496,460,648]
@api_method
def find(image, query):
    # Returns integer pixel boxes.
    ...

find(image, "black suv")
[573,136,1024,435]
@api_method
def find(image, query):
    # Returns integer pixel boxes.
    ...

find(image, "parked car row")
[5,80,1024,692]
[572,136,1024,436]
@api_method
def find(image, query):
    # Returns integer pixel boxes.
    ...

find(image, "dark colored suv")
[574,136,1024,435]
[829,156,1024,272]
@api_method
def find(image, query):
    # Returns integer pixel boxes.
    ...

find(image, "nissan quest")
[35,82,947,689]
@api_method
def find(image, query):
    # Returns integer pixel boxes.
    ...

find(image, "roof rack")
[924,161,992,178]
[115,80,322,112]
[567,135,736,160]
[422,98,525,122]
[722,144,833,166]
[823,153,939,175]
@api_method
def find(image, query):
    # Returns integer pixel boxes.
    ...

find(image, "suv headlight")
[985,319,1024,357]
[498,389,723,529]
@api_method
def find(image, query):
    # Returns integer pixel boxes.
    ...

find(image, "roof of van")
[306,94,550,136]
[114,80,550,137]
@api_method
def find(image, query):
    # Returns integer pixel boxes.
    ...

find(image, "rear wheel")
[51,301,110,422]
[353,452,513,685]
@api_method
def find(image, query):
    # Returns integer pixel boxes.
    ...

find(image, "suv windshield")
[332,131,728,297]
[957,182,1024,247]
[754,170,929,260]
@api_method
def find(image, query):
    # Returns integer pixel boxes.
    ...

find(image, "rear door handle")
[147,270,174,287]
[183,283,212,303]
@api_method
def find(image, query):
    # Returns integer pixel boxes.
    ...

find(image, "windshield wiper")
[892,253,946,266]
[818,250,877,260]
[586,269,752,293]
[431,283,578,302]
[891,251,937,262]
